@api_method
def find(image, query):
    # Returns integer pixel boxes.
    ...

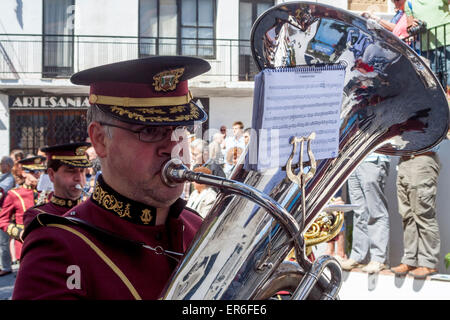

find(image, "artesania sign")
[9,96,90,108]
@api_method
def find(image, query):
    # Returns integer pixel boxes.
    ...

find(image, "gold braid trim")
[52,155,88,160]
[110,104,200,123]
[50,195,82,208]
[10,190,26,212]
[91,176,157,225]
[7,223,24,241]
[92,185,132,219]
[58,159,92,168]
[46,223,142,300]
[90,91,192,107]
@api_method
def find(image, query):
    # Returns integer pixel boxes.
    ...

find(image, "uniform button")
[155,232,162,241]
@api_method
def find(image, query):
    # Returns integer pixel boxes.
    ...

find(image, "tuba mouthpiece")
[161,159,187,187]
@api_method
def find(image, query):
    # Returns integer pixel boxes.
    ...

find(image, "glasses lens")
[139,126,191,142]
[138,126,167,142]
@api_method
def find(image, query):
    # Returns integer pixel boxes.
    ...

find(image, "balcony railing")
[0,34,257,82]
[2,26,448,89]
[404,22,449,92]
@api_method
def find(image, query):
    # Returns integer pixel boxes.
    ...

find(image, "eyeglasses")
[98,122,192,143]
[25,169,42,174]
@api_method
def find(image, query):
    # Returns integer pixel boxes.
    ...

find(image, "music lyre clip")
[286,132,317,259]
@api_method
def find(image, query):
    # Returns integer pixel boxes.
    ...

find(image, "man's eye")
[140,127,158,136]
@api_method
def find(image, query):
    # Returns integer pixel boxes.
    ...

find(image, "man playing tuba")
[13,56,210,299]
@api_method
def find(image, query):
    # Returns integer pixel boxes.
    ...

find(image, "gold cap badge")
[75,146,88,156]
[152,68,185,92]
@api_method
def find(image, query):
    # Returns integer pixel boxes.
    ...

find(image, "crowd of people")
[330,145,445,279]
[182,120,252,217]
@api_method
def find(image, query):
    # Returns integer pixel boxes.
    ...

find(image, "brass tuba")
[161,2,449,300]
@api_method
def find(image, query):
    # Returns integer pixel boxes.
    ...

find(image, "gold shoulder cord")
[45,223,142,300]
[10,190,27,212]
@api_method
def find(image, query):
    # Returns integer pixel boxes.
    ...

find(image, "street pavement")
[0,264,18,300]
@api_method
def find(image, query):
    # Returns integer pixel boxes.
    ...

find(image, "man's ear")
[88,122,108,158]
[47,168,55,183]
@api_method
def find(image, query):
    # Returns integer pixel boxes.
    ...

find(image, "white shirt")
[37,173,54,192]
[186,188,218,218]
[224,135,245,152]
[223,135,245,176]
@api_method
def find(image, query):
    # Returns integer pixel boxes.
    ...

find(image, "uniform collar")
[91,174,186,226]
[50,194,82,208]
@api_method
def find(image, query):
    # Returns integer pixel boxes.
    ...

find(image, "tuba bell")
[161,1,449,300]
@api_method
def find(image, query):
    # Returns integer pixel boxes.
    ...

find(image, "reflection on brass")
[305,210,344,247]
[286,207,344,260]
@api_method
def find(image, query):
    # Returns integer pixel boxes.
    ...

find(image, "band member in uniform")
[13,56,210,299]
[0,156,46,269]
[23,142,92,226]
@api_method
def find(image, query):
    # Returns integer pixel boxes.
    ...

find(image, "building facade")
[0,0,399,155]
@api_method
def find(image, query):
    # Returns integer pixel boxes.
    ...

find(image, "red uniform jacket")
[13,175,203,300]
[0,186,37,258]
[23,195,83,227]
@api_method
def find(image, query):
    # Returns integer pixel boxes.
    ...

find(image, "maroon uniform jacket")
[0,186,37,259]
[12,175,203,300]
[23,195,83,227]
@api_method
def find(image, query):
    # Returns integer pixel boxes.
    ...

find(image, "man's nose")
[156,133,180,157]
[74,170,83,181]
[159,132,190,163]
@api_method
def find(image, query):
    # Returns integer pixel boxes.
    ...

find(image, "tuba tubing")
[162,159,343,300]
[162,159,305,266]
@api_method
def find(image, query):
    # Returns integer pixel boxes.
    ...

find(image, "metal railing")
[404,22,449,92]
[0,34,257,82]
[4,26,446,87]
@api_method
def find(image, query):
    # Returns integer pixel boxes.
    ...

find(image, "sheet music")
[252,65,345,171]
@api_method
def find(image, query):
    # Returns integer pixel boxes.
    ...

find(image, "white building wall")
[210,0,240,82]
[0,94,10,155]
[217,0,239,39]
[0,0,42,34]
[208,96,253,139]
[75,0,138,36]
[74,0,139,71]
[0,0,43,78]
